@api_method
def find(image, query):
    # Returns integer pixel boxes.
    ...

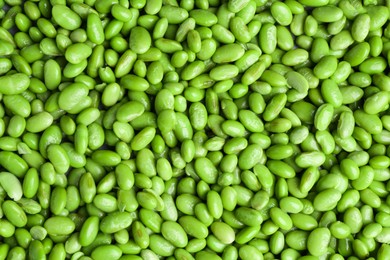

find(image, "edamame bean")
[44,216,75,236]
[307,228,331,256]
[0,1,390,258]
[91,245,122,260]
[259,23,277,54]
[270,207,292,230]
[179,216,208,239]
[161,221,188,247]
[0,73,30,94]
[52,5,82,30]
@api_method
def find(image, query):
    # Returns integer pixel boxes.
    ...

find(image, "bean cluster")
[0,0,390,259]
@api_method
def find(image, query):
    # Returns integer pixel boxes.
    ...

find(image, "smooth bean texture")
[0,0,389,259]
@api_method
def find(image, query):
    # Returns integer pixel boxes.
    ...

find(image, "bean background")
[0,0,390,259]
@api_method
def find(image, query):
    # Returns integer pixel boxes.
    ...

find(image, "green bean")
[0,0,389,259]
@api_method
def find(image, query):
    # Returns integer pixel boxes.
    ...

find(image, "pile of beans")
[1,0,390,259]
